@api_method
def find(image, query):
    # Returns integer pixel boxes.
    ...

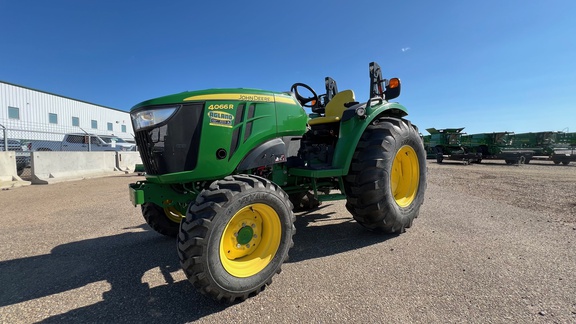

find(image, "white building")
[0,81,134,142]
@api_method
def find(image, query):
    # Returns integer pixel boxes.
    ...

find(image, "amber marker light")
[388,78,400,88]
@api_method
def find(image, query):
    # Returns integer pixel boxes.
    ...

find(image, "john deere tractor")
[128,62,427,302]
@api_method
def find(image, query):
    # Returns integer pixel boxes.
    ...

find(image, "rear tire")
[141,202,183,237]
[344,117,427,233]
[178,175,295,302]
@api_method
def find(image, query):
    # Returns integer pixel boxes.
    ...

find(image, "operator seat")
[308,90,356,126]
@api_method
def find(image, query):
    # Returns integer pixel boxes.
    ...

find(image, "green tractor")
[128,62,427,302]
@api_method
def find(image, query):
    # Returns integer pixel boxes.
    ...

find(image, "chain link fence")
[1,125,32,179]
[1,123,136,180]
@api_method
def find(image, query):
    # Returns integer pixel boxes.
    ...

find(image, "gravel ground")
[428,160,576,223]
[0,160,575,323]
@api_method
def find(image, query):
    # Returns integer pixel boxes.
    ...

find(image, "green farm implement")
[512,132,558,157]
[128,62,427,302]
[549,132,576,165]
[513,131,576,165]
[461,132,534,165]
[425,128,480,164]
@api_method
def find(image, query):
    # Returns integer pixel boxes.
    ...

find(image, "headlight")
[131,106,178,130]
[355,106,367,118]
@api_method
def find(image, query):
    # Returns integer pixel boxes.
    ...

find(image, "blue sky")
[1,0,575,135]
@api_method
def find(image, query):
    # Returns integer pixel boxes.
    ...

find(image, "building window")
[8,107,20,119]
[49,113,58,124]
[91,120,98,129]
[72,117,80,127]
[107,122,113,131]
[121,125,127,133]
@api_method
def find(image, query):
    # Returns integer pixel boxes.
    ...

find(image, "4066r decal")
[208,111,234,128]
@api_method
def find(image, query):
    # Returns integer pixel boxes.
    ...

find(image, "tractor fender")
[236,138,286,171]
[332,101,409,174]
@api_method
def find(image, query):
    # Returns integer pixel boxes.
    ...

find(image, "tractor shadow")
[289,204,399,263]
[0,209,398,323]
[0,225,228,323]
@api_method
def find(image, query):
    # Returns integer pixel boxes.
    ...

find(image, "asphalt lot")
[0,161,575,323]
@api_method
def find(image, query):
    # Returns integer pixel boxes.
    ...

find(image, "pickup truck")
[99,135,136,151]
[27,133,135,152]
[0,138,30,175]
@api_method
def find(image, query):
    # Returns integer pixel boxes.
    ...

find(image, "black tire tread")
[178,174,295,303]
[344,117,427,233]
[289,191,320,212]
[141,202,180,237]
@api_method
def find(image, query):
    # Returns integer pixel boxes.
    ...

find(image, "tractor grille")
[135,103,204,175]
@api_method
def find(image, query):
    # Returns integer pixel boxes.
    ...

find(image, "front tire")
[178,175,295,302]
[289,191,320,212]
[344,117,427,233]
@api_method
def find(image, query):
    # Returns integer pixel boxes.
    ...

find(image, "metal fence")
[1,125,33,179]
[1,123,136,180]
[1,123,135,151]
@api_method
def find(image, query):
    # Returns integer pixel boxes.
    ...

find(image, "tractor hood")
[130,88,295,111]
[129,88,307,183]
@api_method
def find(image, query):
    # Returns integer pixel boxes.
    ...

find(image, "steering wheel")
[290,83,319,107]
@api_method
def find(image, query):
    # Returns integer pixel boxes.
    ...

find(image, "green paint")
[237,226,254,245]
[128,79,412,207]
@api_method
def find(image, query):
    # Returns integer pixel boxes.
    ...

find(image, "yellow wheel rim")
[220,203,281,278]
[163,200,185,223]
[390,145,420,208]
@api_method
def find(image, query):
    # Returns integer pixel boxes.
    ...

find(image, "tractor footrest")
[317,194,346,202]
[288,168,344,178]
